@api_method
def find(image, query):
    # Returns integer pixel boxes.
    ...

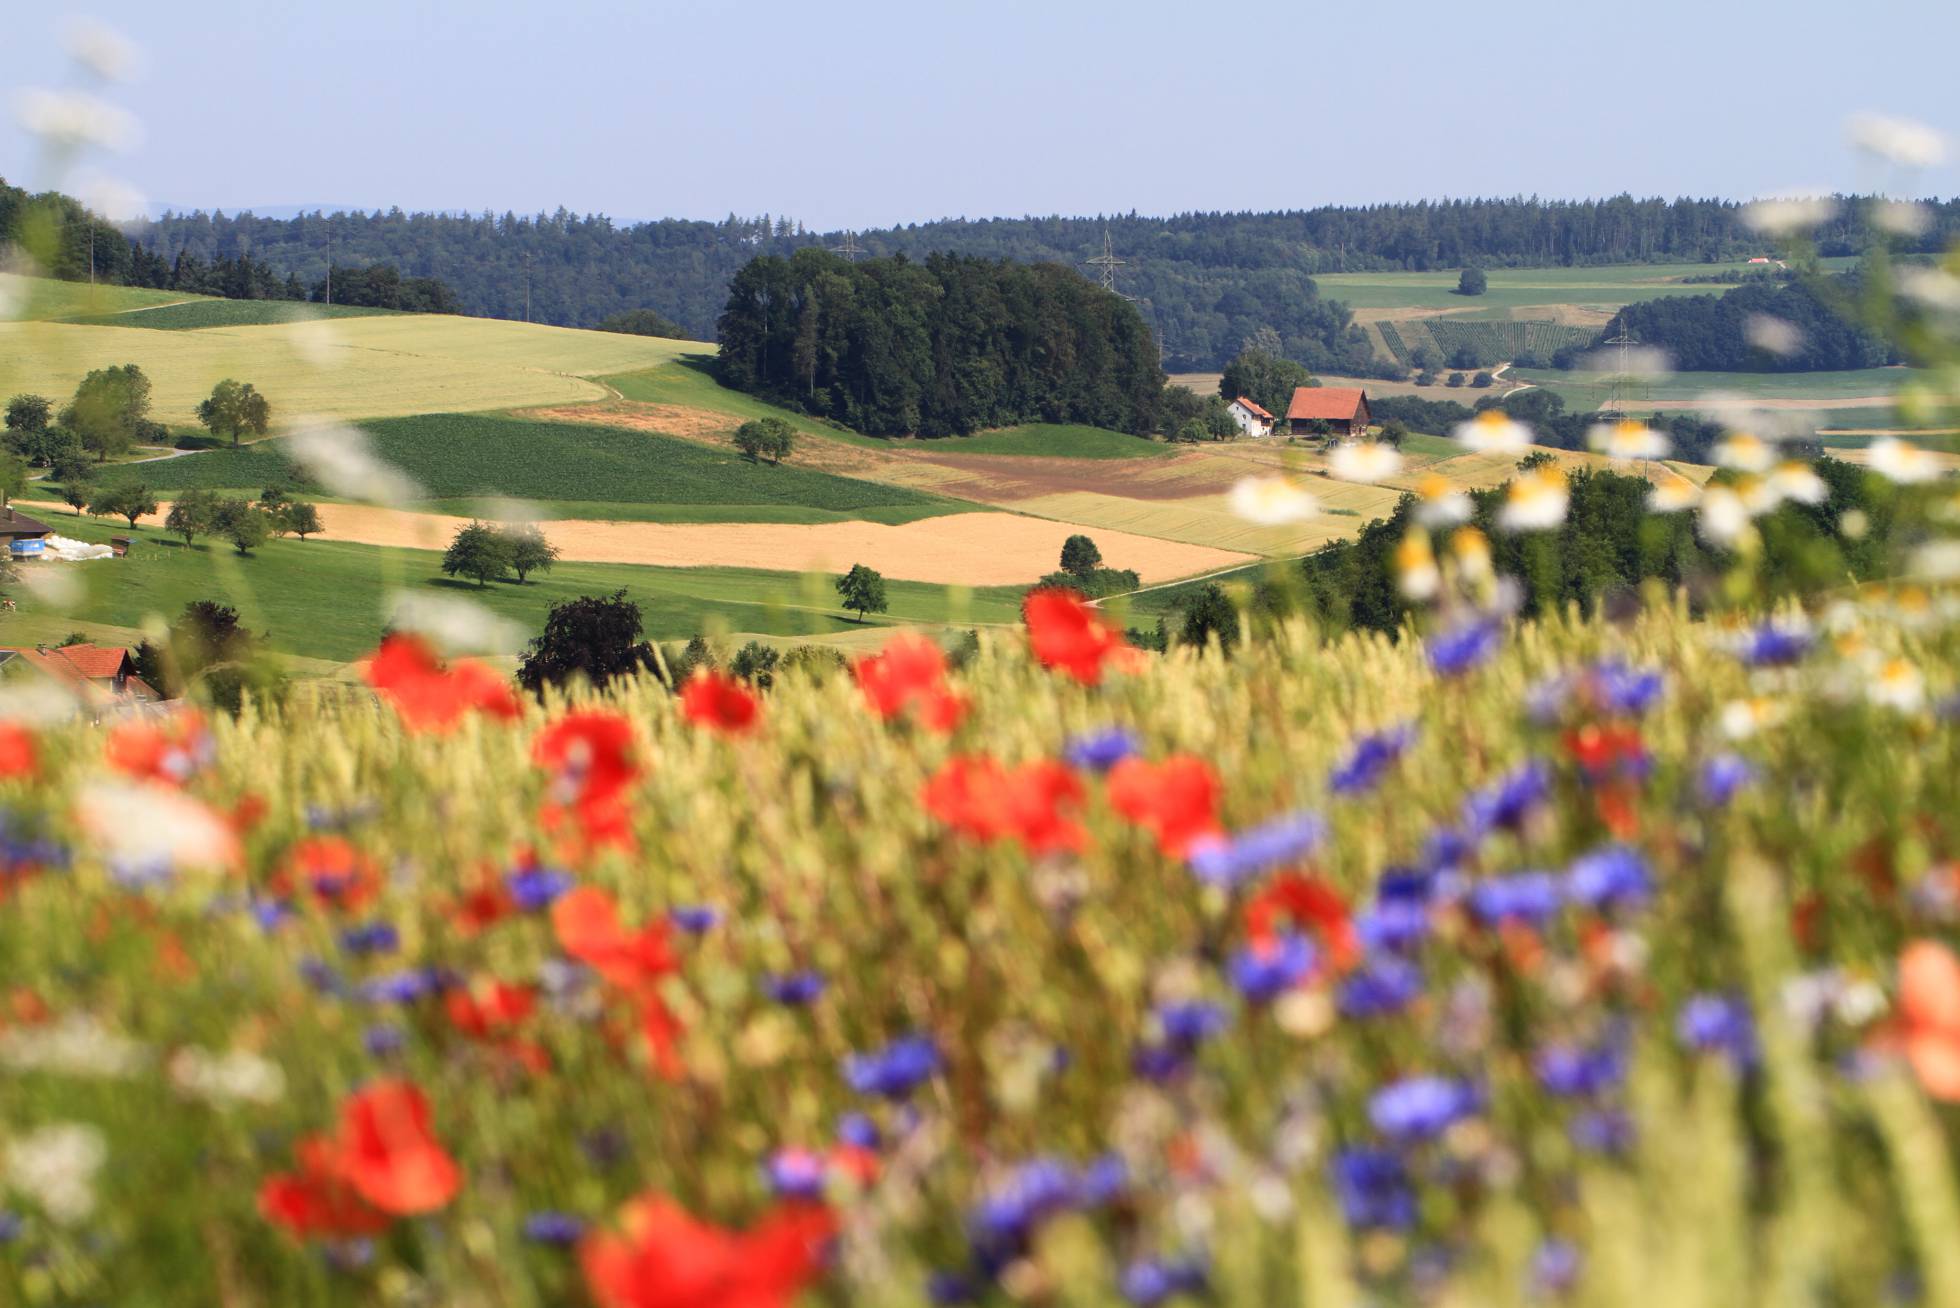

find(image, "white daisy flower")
[1744,313,1804,357]
[1867,658,1926,713]
[1451,527,1493,581]
[1735,474,1785,517]
[1874,199,1934,237]
[1327,440,1403,484]
[1413,473,1472,527]
[386,591,528,655]
[1587,419,1669,461]
[1453,409,1532,455]
[1721,696,1788,739]
[168,1047,287,1106]
[1227,476,1320,526]
[1697,486,1753,546]
[1867,437,1943,484]
[75,780,240,876]
[1899,266,1960,314]
[1908,540,1960,581]
[1498,468,1568,532]
[1768,461,1829,506]
[14,88,138,151]
[1740,195,1839,236]
[1714,432,1776,473]
[1395,531,1440,601]
[287,421,424,505]
[5,1123,107,1225]
[65,19,139,82]
[1647,479,1701,513]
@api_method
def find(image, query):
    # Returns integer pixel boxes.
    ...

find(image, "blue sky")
[4,0,1956,229]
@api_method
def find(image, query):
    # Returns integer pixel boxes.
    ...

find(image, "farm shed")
[0,507,53,558]
[1286,386,1373,437]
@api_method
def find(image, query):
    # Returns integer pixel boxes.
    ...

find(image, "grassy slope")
[916,423,1169,459]
[0,316,700,424]
[0,273,196,320]
[85,413,958,524]
[1510,366,1918,410]
[1315,258,1862,319]
[61,299,396,329]
[17,514,1024,662]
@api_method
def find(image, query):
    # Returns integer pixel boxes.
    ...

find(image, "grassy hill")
[0,272,195,320]
[60,299,398,329]
[84,413,959,525]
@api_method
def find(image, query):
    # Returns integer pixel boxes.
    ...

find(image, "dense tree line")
[715,249,1164,437]
[125,195,1960,372]
[1367,391,1800,464]
[1588,274,1897,372]
[0,176,456,311]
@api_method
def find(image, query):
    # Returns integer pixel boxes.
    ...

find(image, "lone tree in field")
[1060,534,1103,579]
[516,590,656,696]
[1178,583,1240,651]
[442,520,512,587]
[1456,267,1488,296]
[275,500,325,540]
[64,365,152,462]
[166,488,221,546]
[55,457,94,514]
[835,563,888,623]
[90,483,159,529]
[500,523,559,583]
[197,380,273,448]
[212,498,271,555]
[733,417,795,464]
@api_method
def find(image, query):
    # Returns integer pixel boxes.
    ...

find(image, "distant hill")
[102,195,1960,372]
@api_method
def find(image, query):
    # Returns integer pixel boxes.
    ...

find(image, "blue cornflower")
[1462,759,1554,836]
[1534,1043,1625,1098]
[298,957,346,996]
[1075,1154,1128,1206]
[1188,812,1324,888]
[251,898,296,933]
[1156,999,1229,1047]
[1338,956,1424,1018]
[1421,827,1476,875]
[506,864,573,912]
[968,1158,1081,1267]
[1697,754,1756,807]
[338,921,400,956]
[1570,1108,1634,1154]
[765,1148,827,1199]
[669,905,720,933]
[110,858,173,890]
[1428,617,1502,677]
[837,1112,880,1150]
[522,1211,585,1245]
[1369,1076,1478,1142]
[359,967,446,1005]
[1565,846,1652,911]
[362,1024,407,1057]
[1357,898,1431,952]
[1331,1148,1416,1229]
[1591,659,1664,716]
[764,971,827,1005]
[1676,994,1757,1065]
[1120,1257,1207,1305]
[1738,622,1812,667]
[0,1210,23,1243]
[845,1034,942,1098]
[1227,933,1316,1003]
[1530,1239,1583,1297]
[1467,872,1562,927]
[1064,727,1141,773]
[306,800,380,831]
[1328,724,1417,796]
[928,1271,980,1304]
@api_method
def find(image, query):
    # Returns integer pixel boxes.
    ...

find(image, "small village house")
[1286,386,1373,438]
[1226,396,1275,437]
[0,643,162,716]
[0,507,53,559]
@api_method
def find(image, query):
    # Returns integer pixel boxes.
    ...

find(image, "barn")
[1286,386,1373,438]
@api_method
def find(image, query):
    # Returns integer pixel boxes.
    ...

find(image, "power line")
[1085,228,1127,294]
[829,231,863,261]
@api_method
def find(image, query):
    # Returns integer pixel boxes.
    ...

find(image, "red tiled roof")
[51,645,132,680]
[1232,396,1274,420]
[1286,386,1368,422]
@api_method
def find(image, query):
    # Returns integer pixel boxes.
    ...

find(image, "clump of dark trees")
[716,249,1165,438]
[1576,273,1897,372]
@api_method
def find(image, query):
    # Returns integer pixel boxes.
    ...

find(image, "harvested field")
[191,502,1254,586]
[1013,491,1379,555]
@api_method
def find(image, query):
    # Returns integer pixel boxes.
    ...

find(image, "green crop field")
[1318,258,1861,319]
[0,272,197,320]
[1380,319,1597,366]
[8,513,1024,662]
[1510,365,1918,412]
[920,423,1170,459]
[59,299,397,330]
[84,413,956,523]
[603,359,885,448]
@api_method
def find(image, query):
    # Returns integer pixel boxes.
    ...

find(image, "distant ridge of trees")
[17,178,1958,371]
[716,249,1164,437]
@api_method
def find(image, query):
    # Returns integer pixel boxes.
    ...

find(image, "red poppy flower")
[581,1193,834,1308]
[854,635,966,731]
[258,1136,393,1240]
[1563,724,1647,784]
[1106,755,1222,857]
[269,836,382,912]
[0,722,37,779]
[1243,873,1360,971]
[446,977,537,1039]
[552,886,678,995]
[366,633,521,733]
[332,1080,462,1215]
[639,994,685,1081]
[1898,940,1960,1100]
[923,755,1086,855]
[105,712,211,785]
[1024,588,1127,686]
[450,868,517,936]
[681,670,760,734]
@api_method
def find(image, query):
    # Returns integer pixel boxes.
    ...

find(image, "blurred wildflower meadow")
[11,29,1960,1307]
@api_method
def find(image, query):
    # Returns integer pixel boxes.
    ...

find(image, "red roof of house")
[1286,386,1369,422]
[1231,396,1274,420]
[48,645,133,680]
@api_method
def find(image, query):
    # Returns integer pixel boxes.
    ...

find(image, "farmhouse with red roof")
[1226,395,1275,437]
[1286,386,1372,437]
